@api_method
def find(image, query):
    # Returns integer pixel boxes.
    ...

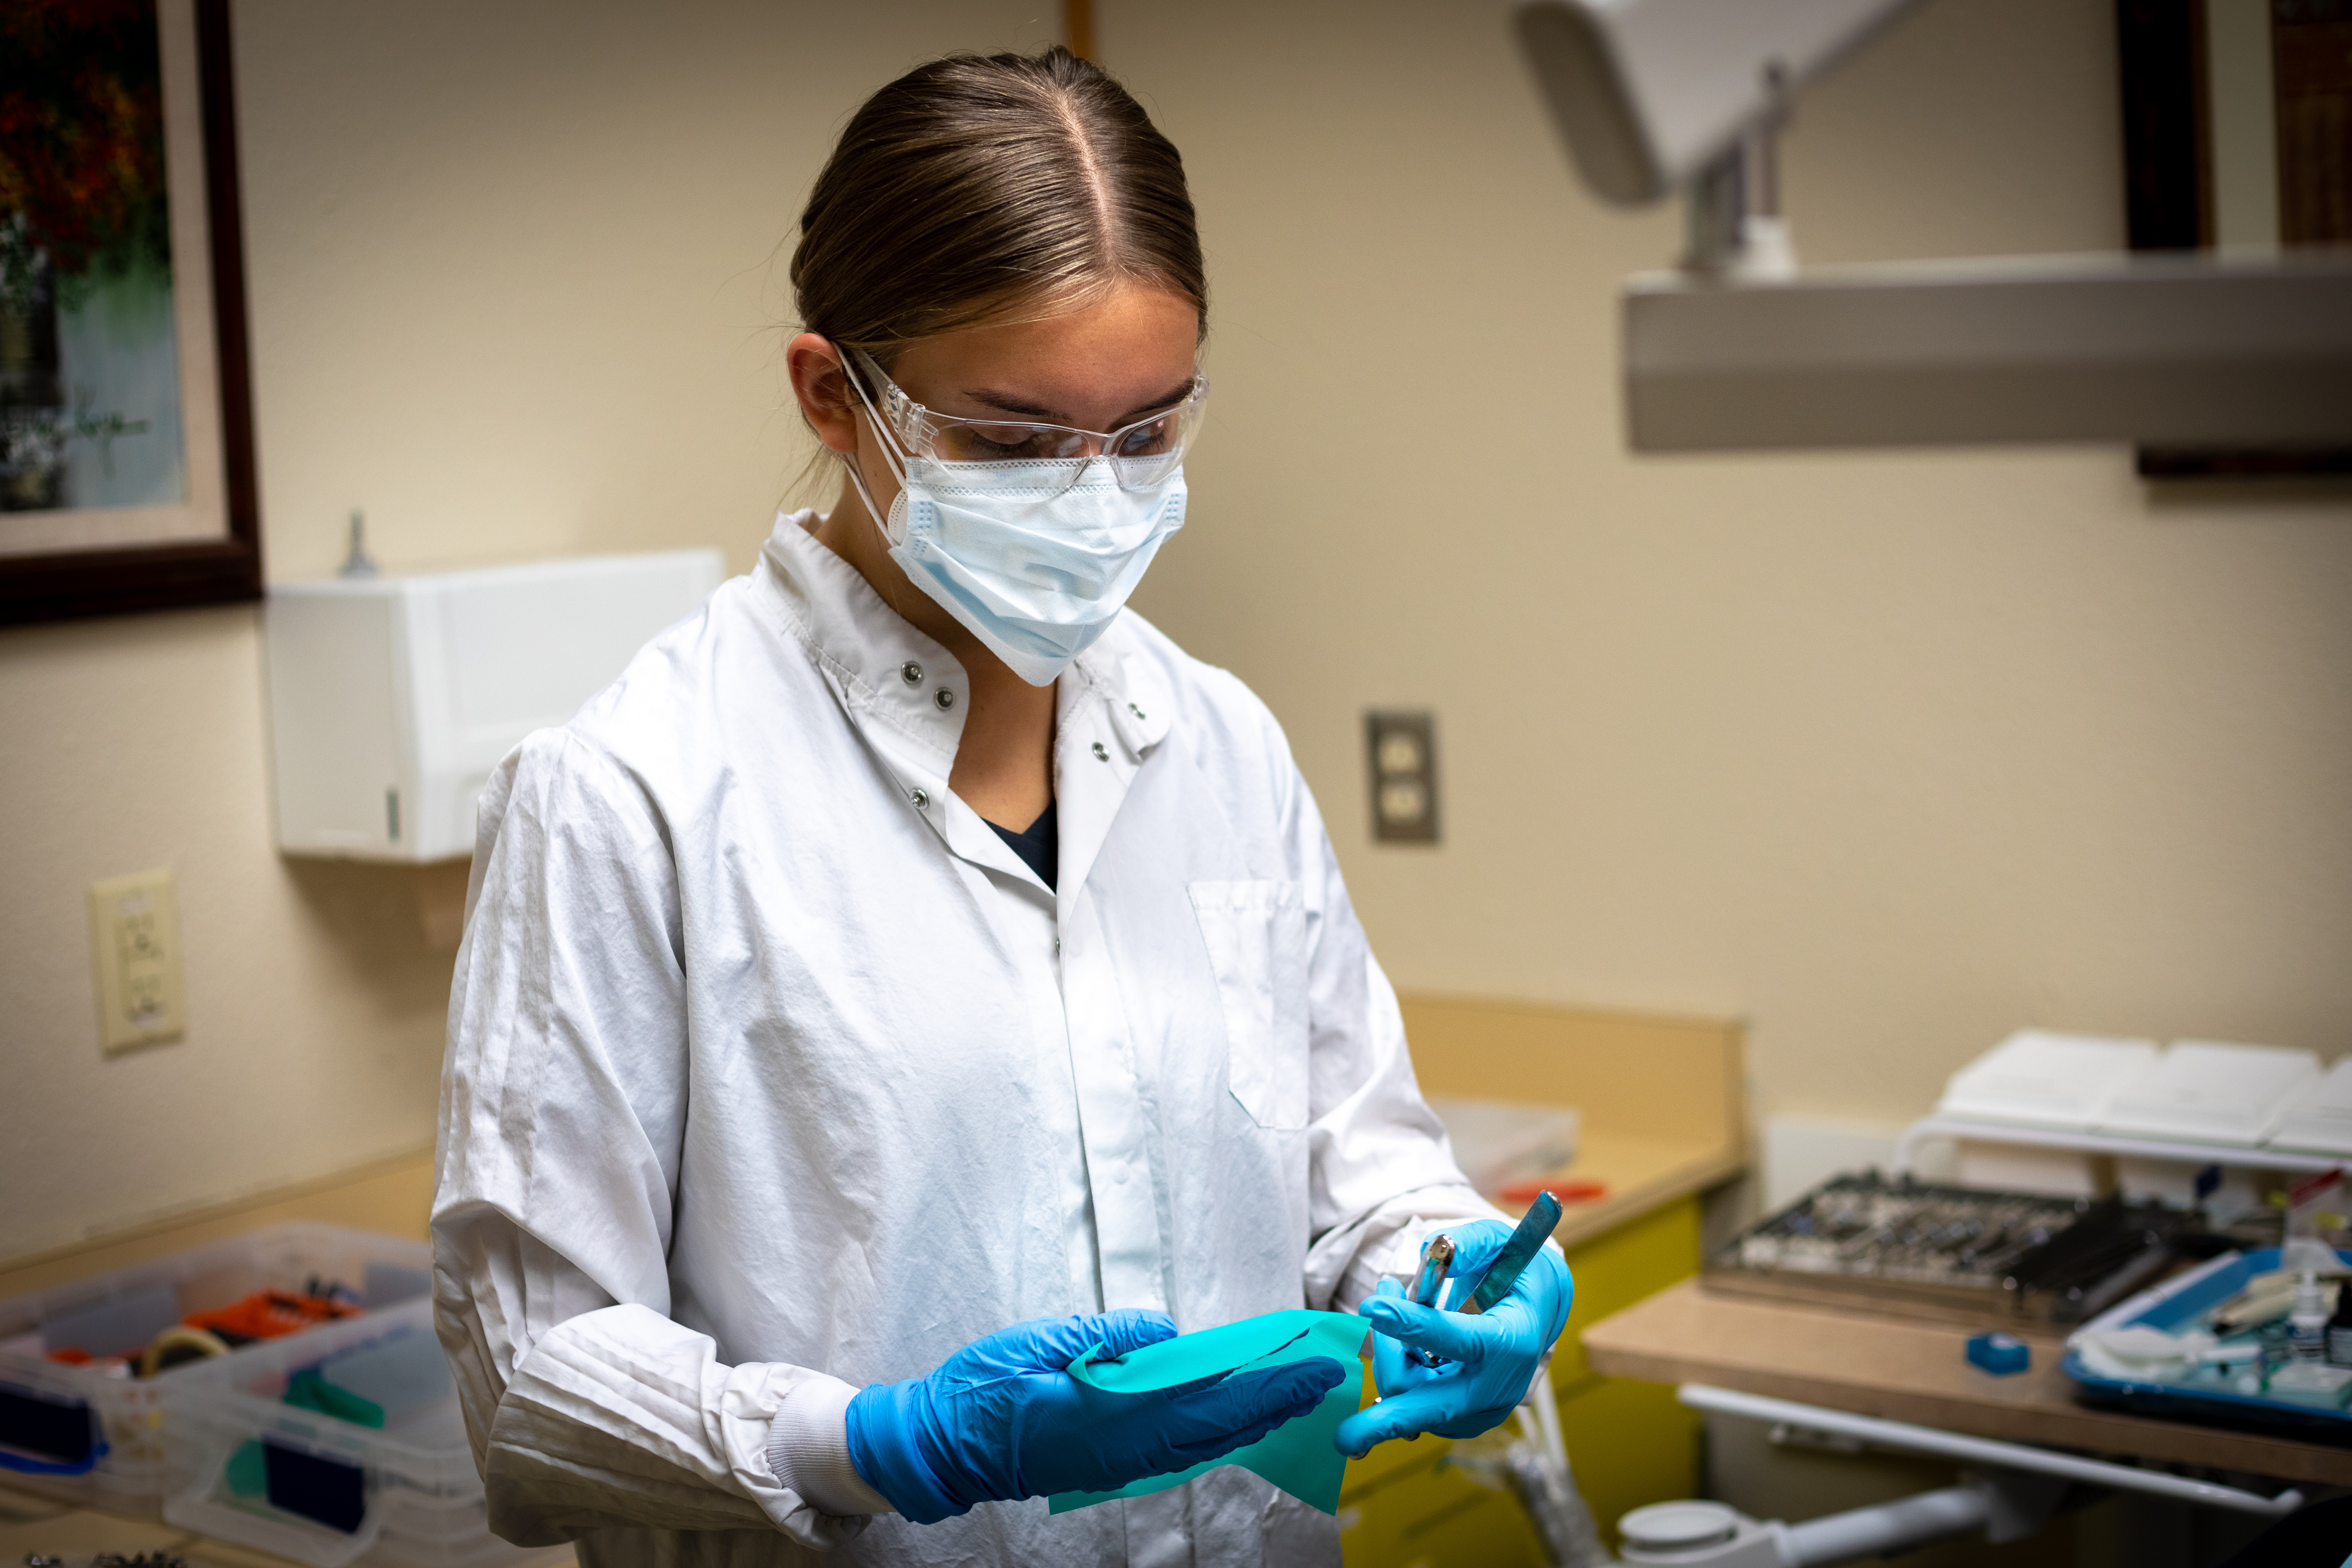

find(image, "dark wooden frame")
[2119,0,2352,480]
[0,0,261,625]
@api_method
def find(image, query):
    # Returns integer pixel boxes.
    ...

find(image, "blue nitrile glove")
[1334,1219,1573,1456]
[844,1308,1347,1524]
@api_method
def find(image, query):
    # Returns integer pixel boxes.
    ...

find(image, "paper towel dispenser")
[264,549,725,861]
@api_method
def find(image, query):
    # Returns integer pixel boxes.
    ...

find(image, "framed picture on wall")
[2118,0,2352,479]
[0,0,260,624]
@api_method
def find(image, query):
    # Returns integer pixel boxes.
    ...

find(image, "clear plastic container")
[161,1296,541,1568]
[0,1222,432,1517]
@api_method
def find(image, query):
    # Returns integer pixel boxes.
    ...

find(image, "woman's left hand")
[1332,1219,1573,1457]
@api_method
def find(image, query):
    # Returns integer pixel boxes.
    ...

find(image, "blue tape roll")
[1966,1331,2031,1376]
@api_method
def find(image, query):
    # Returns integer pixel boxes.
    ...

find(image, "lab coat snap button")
[1091,741,1109,761]
[909,788,929,808]
[934,689,955,711]
[1128,703,1145,720]
[901,661,923,686]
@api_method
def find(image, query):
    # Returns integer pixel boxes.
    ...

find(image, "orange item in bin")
[1498,1176,1608,1206]
[183,1289,359,1344]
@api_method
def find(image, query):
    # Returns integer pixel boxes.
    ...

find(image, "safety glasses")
[843,346,1207,495]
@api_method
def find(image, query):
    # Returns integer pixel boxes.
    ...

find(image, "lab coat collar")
[757,511,967,771]
[756,510,1174,903]
[1052,640,1171,911]
[1072,637,1173,758]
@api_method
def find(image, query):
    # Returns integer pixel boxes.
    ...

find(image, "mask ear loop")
[834,345,913,546]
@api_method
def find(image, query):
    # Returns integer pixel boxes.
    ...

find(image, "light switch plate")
[1365,711,1439,844]
[88,867,186,1054]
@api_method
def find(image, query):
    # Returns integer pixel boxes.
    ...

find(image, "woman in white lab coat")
[432,45,1568,1568]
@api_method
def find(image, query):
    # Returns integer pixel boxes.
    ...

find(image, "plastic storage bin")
[163,1297,535,1568]
[0,1223,431,1517]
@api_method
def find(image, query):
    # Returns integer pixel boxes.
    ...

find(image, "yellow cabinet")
[1552,1373,1703,1551]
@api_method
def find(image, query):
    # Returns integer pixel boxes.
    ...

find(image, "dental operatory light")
[1514,0,2352,453]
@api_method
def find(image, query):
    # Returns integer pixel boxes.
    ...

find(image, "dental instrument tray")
[2063,1247,2352,1442]
[1704,1171,2197,1330]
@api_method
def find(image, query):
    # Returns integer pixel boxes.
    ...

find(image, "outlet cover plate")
[88,867,186,1054]
[1365,711,1439,844]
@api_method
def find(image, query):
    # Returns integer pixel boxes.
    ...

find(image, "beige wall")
[1110,0,2352,1126]
[0,1,1046,1260]
[6,0,2348,1261]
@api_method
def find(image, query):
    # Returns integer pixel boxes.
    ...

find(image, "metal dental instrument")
[1458,1190,1566,1316]
[1410,1233,1457,1310]
[1406,1233,1457,1369]
[1405,1192,1568,1370]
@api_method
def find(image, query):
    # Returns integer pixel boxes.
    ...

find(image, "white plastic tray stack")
[2271,1059,2352,1158]
[163,1296,539,1568]
[0,1223,431,1518]
[1937,1031,2162,1132]
[1424,1096,1580,1196]
[1904,1030,2344,1206]
[2100,1040,2324,1147]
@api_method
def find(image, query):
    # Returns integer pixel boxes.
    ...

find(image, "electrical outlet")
[88,867,186,1054]
[1365,711,1439,844]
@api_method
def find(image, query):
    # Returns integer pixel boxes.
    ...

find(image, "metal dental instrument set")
[1703,1171,2218,1329]
[1408,1190,1567,1367]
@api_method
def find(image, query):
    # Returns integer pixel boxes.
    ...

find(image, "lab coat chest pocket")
[1187,879,1309,1130]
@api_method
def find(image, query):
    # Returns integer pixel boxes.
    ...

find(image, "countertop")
[1583,1278,2352,1487]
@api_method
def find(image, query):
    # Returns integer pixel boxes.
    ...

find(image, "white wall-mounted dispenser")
[264,549,725,862]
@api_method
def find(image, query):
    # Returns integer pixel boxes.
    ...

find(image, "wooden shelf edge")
[0,1144,436,1299]
[1557,1145,1748,1251]
[1582,1282,2352,1488]
[1397,988,1755,1038]
[1586,1342,2352,1486]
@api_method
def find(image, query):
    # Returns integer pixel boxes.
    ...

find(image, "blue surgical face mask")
[839,352,1194,687]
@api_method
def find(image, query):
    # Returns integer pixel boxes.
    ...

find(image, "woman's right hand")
[843,1308,1345,1523]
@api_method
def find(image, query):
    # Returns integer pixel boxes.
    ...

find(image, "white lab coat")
[433,511,1500,1567]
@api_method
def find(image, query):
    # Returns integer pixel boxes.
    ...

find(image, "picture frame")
[0,0,261,624]
[2117,0,2352,480]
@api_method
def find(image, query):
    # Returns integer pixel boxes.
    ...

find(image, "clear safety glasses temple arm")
[838,346,915,486]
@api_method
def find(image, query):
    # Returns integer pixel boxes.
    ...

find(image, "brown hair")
[791,46,1205,365]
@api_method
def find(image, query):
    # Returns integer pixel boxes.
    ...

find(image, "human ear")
[786,333,860,455]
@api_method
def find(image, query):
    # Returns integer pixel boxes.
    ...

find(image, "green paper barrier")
[1047,1308,1367,1516]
